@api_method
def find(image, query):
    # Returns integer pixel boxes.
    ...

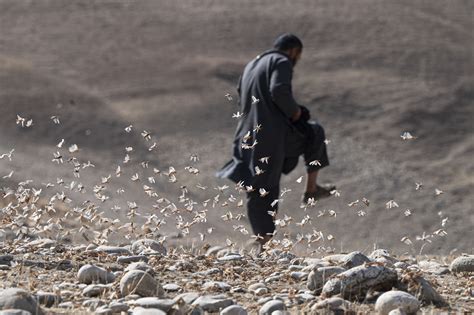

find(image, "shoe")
[302,184,336,203]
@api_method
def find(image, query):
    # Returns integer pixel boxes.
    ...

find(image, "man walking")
[217,33,334,246]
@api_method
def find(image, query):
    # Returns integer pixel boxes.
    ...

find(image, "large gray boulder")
[322,264,398,300]
[375,291,420,315]
[0,288,44,315]
[77,264,116,284]
[307,266,346,294]
[120,270,164,297]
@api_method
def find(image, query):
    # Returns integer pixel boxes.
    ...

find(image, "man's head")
[273,33,303,66]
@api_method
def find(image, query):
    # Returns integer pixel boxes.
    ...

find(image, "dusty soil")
[0,0,472,271]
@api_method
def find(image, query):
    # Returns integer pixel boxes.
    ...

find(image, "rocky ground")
[0,238,473,315]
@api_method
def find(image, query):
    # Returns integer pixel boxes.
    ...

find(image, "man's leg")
[306,169,318,193]
[302,122,334,202]
[246,185,280,247]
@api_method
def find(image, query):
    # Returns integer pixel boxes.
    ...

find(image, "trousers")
[246,121,330,237]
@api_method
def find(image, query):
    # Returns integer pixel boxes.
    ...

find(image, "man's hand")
[291,107,302,122]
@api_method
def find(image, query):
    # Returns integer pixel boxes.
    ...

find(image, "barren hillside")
[0,0,473,254]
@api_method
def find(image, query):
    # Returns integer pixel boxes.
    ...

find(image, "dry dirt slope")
[0,0,473,254]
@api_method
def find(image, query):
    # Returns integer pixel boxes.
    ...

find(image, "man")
[216,33,334,246]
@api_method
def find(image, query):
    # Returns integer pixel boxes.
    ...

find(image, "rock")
[174,292,200,304]
[375,291,420,315]
[95,307,114,315]
[82,299,106,310]
[307,266,345,294]
[117,255,149,264]
[0,254,14,266]
[192,296,234,313]
[369,249,393,260]
[86,244,98,251]
[132,298,175,312]
[322,254,347,264]
[131,239,166,255]
[297,292,315,302]
[35,291,60,307]
[264,275,283,283]
[0,288,44,315]
[450,255,474,273]
[289,271,307,281]
[163,283,181,292]
[340,251,371,269]
[267,250,296,261]
[0,310,32,315]
[249,283,267,292]
[393,262,410,270]
[418,260,450,275]
[257,297,273,305]
[230,287,246,293]
[26,238,56,249]
[388,309,407,315]
[203,281,231,291]
[206,246,226,256]
[220,305,248,315]
[254,288,269,295]
[132,308,167,315]
[57,301,74,309]
[270,311,291,315]
[259,300,286,315]
[302,257,327,266]
[196,268,222,276]
[77,264,116,284]
[109,301,129,313]
[216,248,233,258]
[95,245,132,256]
[82,284,112,297]
[288,265,304,271]
[120,270,164,297]
[405,276,446,306]
[125,262,155,276]
[369,249,399,266]
[189,306,205,315]
[310,297,352,312]
[322,264,398,300]
[218,254,243,262]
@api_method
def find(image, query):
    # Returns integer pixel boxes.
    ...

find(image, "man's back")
[217,49,300,190]
[238,50,298,128]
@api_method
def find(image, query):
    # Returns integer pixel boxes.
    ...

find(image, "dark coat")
[216,50,302,190]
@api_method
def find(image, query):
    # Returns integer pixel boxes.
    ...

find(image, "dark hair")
[273,33,303,51]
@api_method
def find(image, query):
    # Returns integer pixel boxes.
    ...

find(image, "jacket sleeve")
[269,59,300,118]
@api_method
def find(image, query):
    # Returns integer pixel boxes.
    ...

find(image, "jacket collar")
[256,49,290,60]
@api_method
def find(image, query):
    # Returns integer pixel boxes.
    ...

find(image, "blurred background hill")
[0,0,472,254]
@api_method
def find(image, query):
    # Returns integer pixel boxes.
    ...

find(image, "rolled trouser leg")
[246,185,280,239]
[305,122,330,173]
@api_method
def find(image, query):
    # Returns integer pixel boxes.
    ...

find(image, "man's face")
[289,47,302,67]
